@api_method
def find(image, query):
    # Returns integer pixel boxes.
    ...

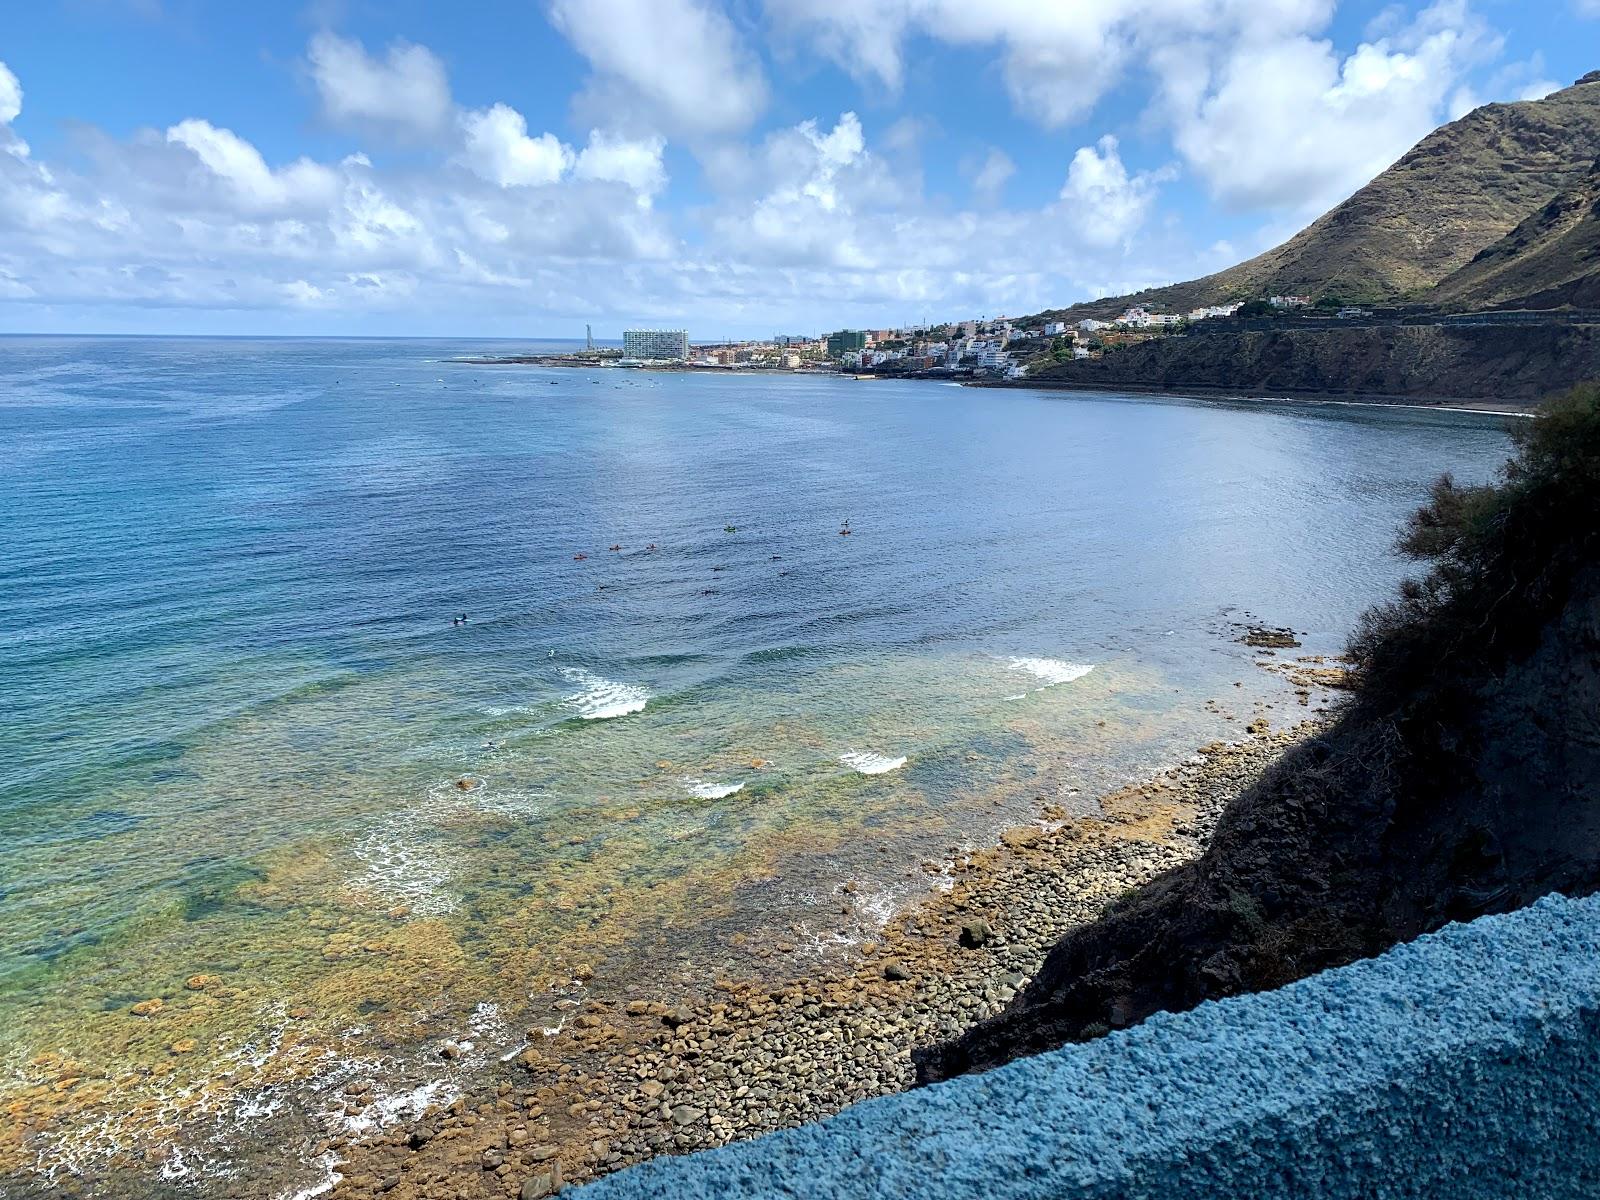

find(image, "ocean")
[0,336,1515,1196]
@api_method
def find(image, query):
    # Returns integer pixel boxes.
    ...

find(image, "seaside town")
[525,293,1363,381]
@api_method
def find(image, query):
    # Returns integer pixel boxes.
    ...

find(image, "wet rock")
[959,920,994,949]
[1240,625,1300,649]
[882,962,911,981]
[520,1166,561,1200]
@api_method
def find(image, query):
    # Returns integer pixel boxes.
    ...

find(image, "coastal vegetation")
[918,383,1600,1081]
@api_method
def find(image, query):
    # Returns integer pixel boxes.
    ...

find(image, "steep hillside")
[918,386,1600,1083]
[1041,72,1600,319]
[1017,321,1600,405]
[1431,157,1600,310]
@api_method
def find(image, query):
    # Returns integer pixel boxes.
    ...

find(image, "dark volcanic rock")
[1024,322,1600,405]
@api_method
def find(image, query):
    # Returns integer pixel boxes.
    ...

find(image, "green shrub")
[1349,383,1600,704]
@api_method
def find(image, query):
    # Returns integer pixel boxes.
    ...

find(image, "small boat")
[574,553,588,561]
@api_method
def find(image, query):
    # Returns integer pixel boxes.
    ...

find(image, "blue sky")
[0,0,1593,338]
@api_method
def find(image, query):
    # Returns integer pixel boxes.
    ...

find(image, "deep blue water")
[0,336,1516,1192]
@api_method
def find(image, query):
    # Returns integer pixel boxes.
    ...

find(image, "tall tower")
[585,324,594,351]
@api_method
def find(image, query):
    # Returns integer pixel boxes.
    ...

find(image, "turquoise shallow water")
[0,336,1515,1195]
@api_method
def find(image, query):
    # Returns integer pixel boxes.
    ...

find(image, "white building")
[1043,321,1067,336]
[1116,306,1182,329]
[1078,318,1108,333]
[622,329,690,360]
[976,344,1010,369]
[1268,295,1311,309]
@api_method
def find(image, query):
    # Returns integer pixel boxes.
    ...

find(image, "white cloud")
[771,0,1499,217]
[1059,136,1170,248]
[764,0,1144,126]
[307,31,453,138]
[458,103,574,187]
[549,0,766,136]
[0,5,1549,335]
[0,60,21,125]
[968,148,1015,205]
[166,119,340,211]
[1157,0,1501,213]
[574,130,667,198]
[1576,0,1600,16]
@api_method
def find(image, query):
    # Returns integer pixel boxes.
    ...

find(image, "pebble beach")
[318,721,1320,1200]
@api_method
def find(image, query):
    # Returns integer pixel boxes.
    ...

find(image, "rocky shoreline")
[317,719,1323,1200]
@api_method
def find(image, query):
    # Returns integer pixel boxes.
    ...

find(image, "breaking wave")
[682,777,745,800]
[840,751,907,776]
[1007,657,1096,688]
[560,667,650,720]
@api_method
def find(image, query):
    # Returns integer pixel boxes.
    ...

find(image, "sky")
[0,0,1593,339]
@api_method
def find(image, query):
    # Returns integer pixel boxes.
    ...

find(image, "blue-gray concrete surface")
[574,893,1600,1199]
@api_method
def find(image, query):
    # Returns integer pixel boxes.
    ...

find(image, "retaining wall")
[574,892,1600,1199]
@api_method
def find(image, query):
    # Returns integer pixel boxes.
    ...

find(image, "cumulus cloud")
[765,0,1134,125]
[574,131,667,198]
[770,0,1499,216]
[1156,0,1501,213]
[693,109,1190,323]
[166,119,340,211]
[458,103,574,187]
[549,0,767,136]
[307,31,453,138]
[1059,136,1172,248]
[0,60,20,125]
[0,51,678,326]
[0,6,1550,334]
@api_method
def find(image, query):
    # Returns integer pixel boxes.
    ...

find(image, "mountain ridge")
[1039,73,1600,320]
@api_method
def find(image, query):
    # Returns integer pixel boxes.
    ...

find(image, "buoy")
[724,525,737,533]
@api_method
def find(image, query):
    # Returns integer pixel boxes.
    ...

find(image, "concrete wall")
[573,893,1600,1199]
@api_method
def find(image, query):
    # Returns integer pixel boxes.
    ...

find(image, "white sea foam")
[852,885,902,925]
[682,777,745,800]
[338,1077,457,1138]
[560,667,650,720]
[1007,657,1096,688]
[840,751,907,776]
[350,834,458,916]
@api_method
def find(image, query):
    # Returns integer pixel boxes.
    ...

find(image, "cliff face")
[918,388,1600,1082]
[1023,322,1600,405]
[1041,73,1600,319]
